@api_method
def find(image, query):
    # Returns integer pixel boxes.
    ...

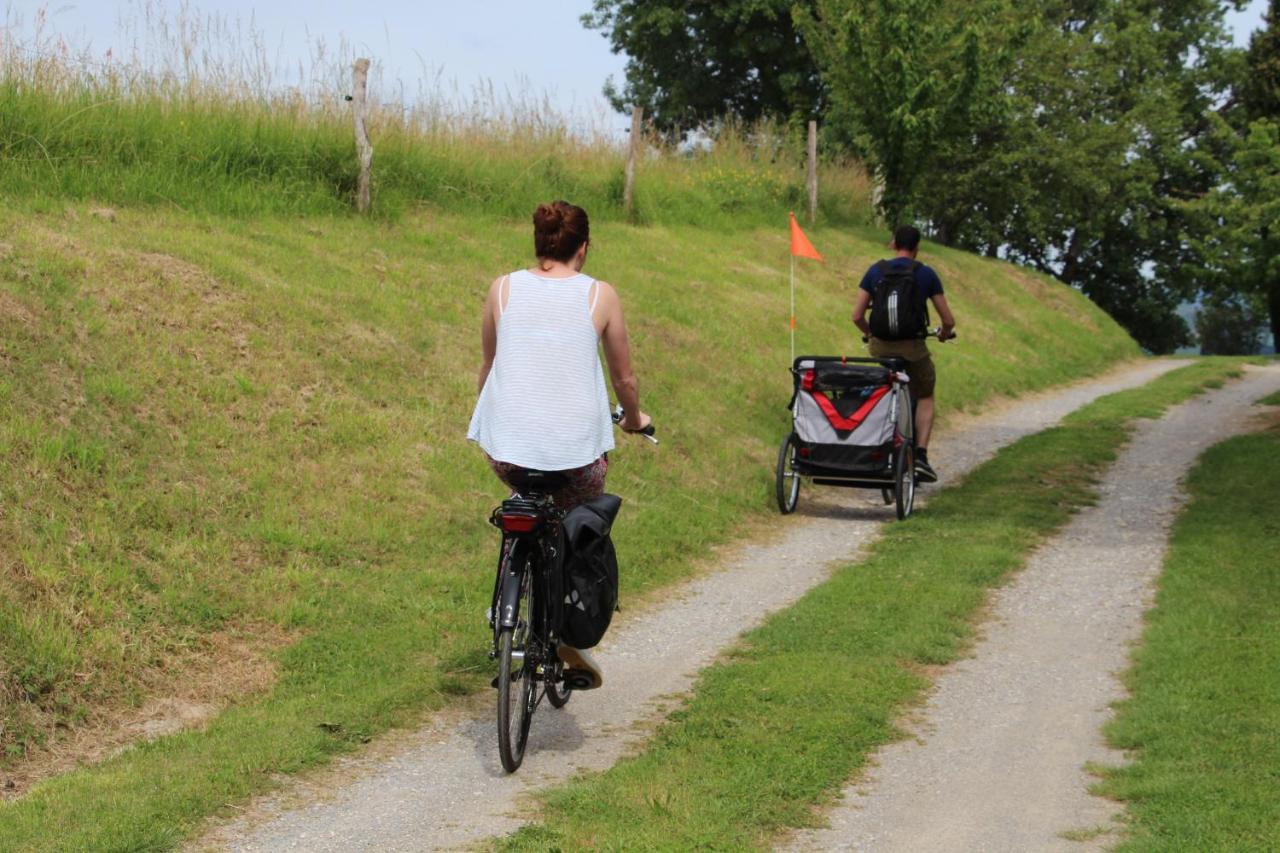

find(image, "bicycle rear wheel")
[497,628,534,772]
[546,668,571,708]
[497,554,536,773]
[894,441,916,520]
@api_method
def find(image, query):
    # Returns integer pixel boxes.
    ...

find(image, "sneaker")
[557,644,604,690]
[914,449,938,483]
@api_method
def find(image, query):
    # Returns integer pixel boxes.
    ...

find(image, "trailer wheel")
[775,433,801,514]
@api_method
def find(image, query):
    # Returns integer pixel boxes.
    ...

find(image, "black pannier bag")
[869,260,929,341]
[559,493,622,649]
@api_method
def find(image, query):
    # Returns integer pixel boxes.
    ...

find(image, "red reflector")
[802,369,815,391]
[501,513,539,533]
[798,446,810,457]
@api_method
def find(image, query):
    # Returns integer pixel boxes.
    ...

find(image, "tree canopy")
[584,0,1277,353]
[794,0,1013,225]
[581,1,824,136]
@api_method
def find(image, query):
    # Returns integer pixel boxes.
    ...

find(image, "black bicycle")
[487,412,656,773]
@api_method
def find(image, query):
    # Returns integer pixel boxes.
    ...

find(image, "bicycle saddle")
[505,468,570,494]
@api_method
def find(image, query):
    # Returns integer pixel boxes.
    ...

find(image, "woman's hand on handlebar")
[621,409,652,433]
[612,406,657,444]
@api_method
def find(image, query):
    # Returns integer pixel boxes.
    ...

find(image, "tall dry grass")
[0,3,873,224]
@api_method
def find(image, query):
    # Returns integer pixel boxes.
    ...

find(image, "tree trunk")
[1059,231,1084,286]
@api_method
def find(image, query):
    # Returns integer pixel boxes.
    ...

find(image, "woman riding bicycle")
[467,199,650,688]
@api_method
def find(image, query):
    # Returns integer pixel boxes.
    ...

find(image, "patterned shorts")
[486,454,609,511]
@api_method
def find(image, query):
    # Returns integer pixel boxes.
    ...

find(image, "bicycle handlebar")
[612,405,658,445]
[860,328,957,344]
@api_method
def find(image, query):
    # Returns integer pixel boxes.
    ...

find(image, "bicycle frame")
[488,495,566,685]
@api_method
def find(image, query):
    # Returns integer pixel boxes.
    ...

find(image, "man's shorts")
[868,337,937,399]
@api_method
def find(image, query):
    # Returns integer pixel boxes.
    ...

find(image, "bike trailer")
[776,355,917,520]
[790,357,900,475]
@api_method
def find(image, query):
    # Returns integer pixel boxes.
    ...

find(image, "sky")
[3,0,1270,135]
[4,1,633,132]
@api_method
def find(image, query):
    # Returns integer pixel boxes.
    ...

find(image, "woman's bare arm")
[594,280,649,431]
[477,276,502,393]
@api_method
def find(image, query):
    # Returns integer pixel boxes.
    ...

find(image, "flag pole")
[790,253,796,364]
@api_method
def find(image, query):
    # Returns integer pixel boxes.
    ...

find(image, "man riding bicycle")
[467,200,650,689]
[851,225,956,483]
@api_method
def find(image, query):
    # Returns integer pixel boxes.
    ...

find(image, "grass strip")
[500,359,1245,851]
[1096,411,1280,849]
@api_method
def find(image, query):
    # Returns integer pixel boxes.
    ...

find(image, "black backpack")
[868,260,929,341]
[559,494,622,649]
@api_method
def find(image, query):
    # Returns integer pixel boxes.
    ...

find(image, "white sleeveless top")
[467,270,614,470]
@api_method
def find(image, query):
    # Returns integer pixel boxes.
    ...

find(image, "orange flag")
[789,212,823,261]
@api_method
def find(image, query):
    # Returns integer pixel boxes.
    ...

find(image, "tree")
[581,1,824,136]
[1185,4,1280,353]
[794,0,1013,224]
[1196,291,1267,355]
[1241,1,1280,351]
[911,0,1240,352]
[1244,0,1280,123]
[1189,118,1280,352]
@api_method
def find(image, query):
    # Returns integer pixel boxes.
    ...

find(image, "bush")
[1195,293,1267,356]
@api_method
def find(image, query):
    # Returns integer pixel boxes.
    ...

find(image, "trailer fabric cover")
[794,387,895,446]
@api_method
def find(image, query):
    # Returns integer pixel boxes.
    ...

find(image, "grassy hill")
[0,201,1136,847]
[0,30,1138,846]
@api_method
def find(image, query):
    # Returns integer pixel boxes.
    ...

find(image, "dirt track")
[787,364,1280,851]
[195,359,1190,852]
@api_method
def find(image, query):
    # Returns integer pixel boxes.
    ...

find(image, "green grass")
[0,200,1138,849]
[1260,390,1280,405]
[497,360,1244,851]
[1096,417,1280,850]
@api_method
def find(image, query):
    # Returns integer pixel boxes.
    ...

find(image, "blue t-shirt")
[859,257,944,301]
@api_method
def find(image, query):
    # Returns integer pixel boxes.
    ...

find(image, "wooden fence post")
[807,120,818,225]
[352,58,373,214]
[624,105,643,215]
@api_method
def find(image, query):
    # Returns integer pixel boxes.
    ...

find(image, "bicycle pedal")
[562,669,600,691]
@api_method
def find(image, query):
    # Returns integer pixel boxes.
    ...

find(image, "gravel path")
[787,363,1280,853]
[197,359,1185,852]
